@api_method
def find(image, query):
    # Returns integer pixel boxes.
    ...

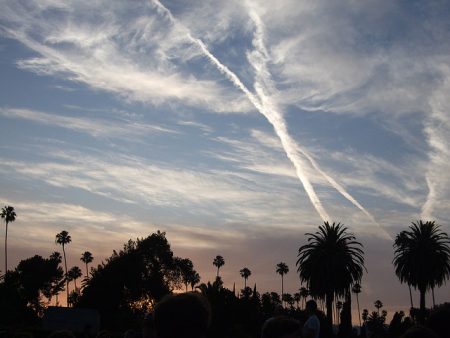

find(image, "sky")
[1,0,450,319]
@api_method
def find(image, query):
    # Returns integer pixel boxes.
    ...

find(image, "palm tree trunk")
[326,292,334,330]
[85,263,89,278]
[408,284,414,308]
[244,278,247,289]
[217,267,219,277]
[432,287,435,308]
[185,283,188,292]
[419,287,426,324]
[4,221,8,273]
[281,275,284,307]
[74,278,77,290]
[62,244,69,306]
[356,293,361,328]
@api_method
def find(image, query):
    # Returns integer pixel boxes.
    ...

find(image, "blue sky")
[1,0,450,315]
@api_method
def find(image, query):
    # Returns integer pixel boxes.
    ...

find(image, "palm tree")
[294,292,301,309]
[55,230,71,306]
[352,283,362,328]
[213,255,225,277]
[374,300,383,315]
[299,286,309,309]
[68,266,82,291]
[276,262,289,306]
[1,205,16,273]
[297,222,365,329]
[189,271,201,291]
[239,267,251,289]
[80,251,94,278]
[393,221,450,322]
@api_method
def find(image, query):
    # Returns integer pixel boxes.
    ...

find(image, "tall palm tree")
[352,283,362,328]
[239,267,251,289]
[1,205,16,273]
[80,251,94,278]
[213,255,225,277]
[297,222,365,329]
[276,262,289,306]
[393,221,450,322]
[55,230,71,306]
[374,300,383,315]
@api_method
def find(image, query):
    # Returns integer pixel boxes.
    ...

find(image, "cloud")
[0,106,176,138]
[0,1,253,114]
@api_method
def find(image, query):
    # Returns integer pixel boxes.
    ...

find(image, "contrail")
[152,0,330,220]
[246,6,378,224]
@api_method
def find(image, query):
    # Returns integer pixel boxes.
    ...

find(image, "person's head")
[305,300,317,314]
[261,316,301,338]
[153,292,211,338]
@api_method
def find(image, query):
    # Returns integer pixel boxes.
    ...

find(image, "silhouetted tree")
[276,262,288,306]
[239,267,251,289]
[336,300,343,324]
[49,251,65,305]
[352,282,362,328]
[0,253,64,318]
[393,220,450,323]
[80,251,94,278]
[55,230,71,306]
[374,300,383,315]
[297,222,365,329]
[77,231,183,329]
[175,257,196,292]
[1,205,16,274]
[68,266,82,291]
[299,286,309,308]
[213,255,225,277]
[189,271,201,291]
[294,292,301,309]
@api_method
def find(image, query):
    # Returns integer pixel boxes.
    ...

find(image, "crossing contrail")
[246,6,378,224]
[152,0,330,220]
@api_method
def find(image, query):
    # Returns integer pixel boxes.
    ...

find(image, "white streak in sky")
[246,6,378,225]
[152,0,330,221]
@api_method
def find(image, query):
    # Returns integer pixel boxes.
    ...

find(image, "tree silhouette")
[239,267,251,289]
[299,286,309,309]
[55,230,71,306]
[176,257,196,292]
[1,205,16,274]
[294,292,301,309]
[213,255,225,277]
[189,271,201,291]
[49,251,65,305]
[374,299,383,315]
[393,220,450,322]
[297,221,365,329]
[68,266,82,291]
[80,251,94,278]
[276,262,289,306]
[352,282,362,328]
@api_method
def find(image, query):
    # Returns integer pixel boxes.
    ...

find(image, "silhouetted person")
[303,300,320,338]
[401,326,439,338]
[143,312,156,338]
[153,292,211,338]
[261,316,301,338]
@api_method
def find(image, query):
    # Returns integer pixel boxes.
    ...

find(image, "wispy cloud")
[0,106,176,138]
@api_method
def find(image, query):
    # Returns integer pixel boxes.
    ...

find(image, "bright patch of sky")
[1,0,450,314]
